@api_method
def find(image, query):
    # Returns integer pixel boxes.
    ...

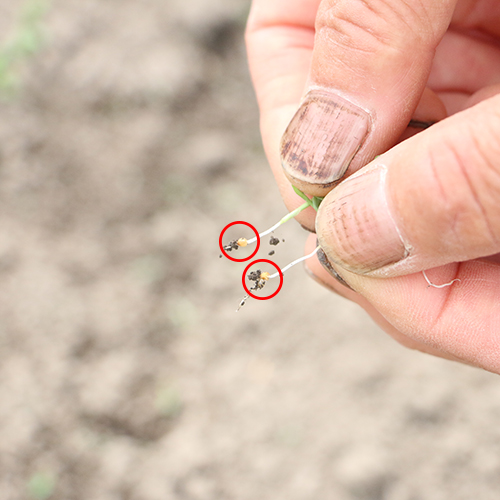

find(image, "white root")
[247,220,282,244]
[246,202,310,245]
[268,246,320,279]
[422,270,460,289]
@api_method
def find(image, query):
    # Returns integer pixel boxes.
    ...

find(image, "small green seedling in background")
[155,384,183,419]
[27,471,56,500]
[0,0,50,98]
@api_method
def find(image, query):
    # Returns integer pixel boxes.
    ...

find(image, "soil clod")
[224,240,239,252]
[248,269,262,282]
[247,269,269,292]
[269,236,280,246]
[224,238,249,253]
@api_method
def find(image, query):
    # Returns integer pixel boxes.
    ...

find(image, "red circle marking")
[219,221,260,262]
[242,259,283,300]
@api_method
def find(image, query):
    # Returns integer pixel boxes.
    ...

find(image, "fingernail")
[316,247,354,290]
[408,119,436,130]
[299,223,316,233]
[316,164,409,273]
[280,89,370,193]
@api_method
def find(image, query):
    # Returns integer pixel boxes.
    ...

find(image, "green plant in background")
[155,383,183,419]
[0,0,50,97]
[27,471,56,500]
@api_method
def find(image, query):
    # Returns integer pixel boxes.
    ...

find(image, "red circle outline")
[242,259,283,300]
[219,221,260,262]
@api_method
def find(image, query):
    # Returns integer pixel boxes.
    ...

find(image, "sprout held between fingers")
[224,185,461,309]
[222,187,326,312]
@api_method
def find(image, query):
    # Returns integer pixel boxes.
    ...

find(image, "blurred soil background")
[1,1,500,499]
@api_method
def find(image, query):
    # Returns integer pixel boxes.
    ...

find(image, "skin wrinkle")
[469,131,500,246]
[387,58,424,109]
[421,133,488,255]
[426,143,449,209]
[314,8,439,103]
[360,0,425,36]
[446,138,499,250]
[313,43,378,82]
[342,200,363,261]
[343,0,424,40]
[408,0,452,42]
[328,202,343,259]
[349,203,364,261]
[475,99,500,166]
[320,9,396,50]
[316,25,384,57]
[336,195,357,260]
[399,0,429,29]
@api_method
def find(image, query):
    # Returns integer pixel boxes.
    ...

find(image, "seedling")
[0,0,49,98]
[220,187,323,310]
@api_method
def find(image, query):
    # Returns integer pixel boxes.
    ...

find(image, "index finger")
[246,0,320,228]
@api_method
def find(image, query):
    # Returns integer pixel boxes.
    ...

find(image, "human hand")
[246,0,500,372]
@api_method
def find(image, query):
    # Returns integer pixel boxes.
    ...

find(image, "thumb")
[316,94,500,276]
[281,0,456,197]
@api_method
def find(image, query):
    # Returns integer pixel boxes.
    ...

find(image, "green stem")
[247,202,310,243]
[278,201,310,225]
